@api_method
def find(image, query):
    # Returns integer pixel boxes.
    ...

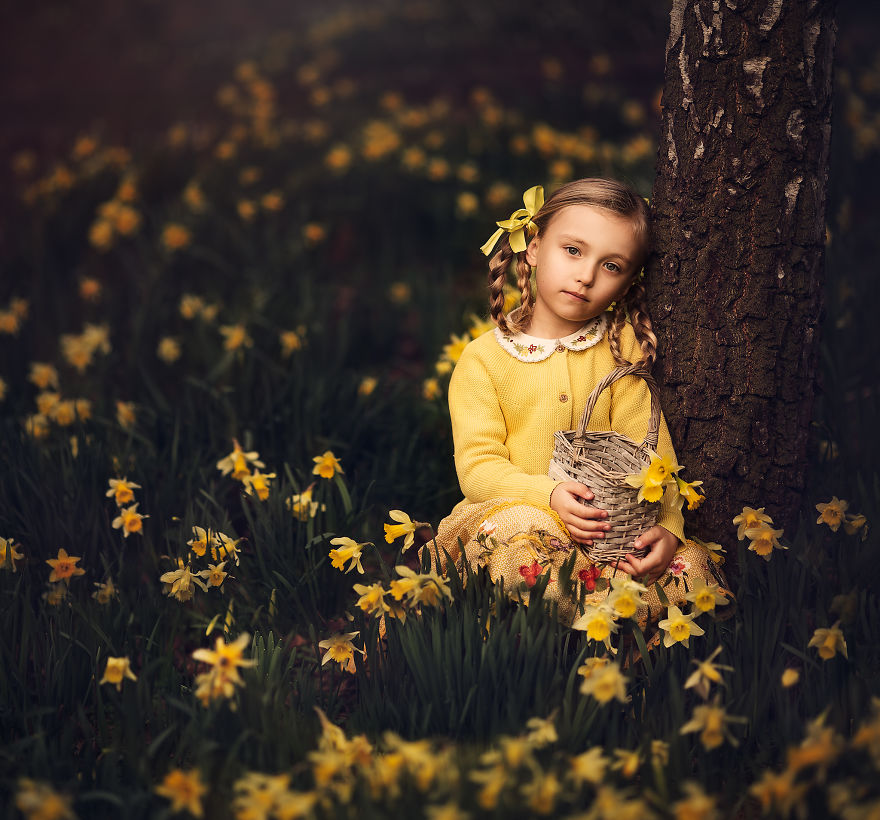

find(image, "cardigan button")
[559,393,569,403]
[555,344,565,352]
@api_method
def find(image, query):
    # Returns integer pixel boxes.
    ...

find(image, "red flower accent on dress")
[527,344,538,354]
[578,565,602,591]
[519,561,543,588]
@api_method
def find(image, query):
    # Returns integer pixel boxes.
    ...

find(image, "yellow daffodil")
[470,764,506,810]
[160,558,208,602]
[200,562,228,588]
[179,293,204,319]
[280,327,306,356]
[815,496,848,531]
[155,768,206,818]
[680,695,745,750]
[571,604,619,651]
[843,512,868,537]
[607,576,648,619]
[658,605,705,648]
[187,526,211,557]
[439,333,469,370]
[422,377,442,400]
[684,646,733,700]
[383,509,420,550]
[106,477,141,506]
[675,476,705,510]
[161,223,191,251]
[390,566,452,608]
[92,578,118,604]
[1,536,24,572]
[733,506,773,540]
[781,668,800,688]
[112,503,147,537]
[744,523,786,561]
[328,537,367,574]
[624,454,679,503]
[217,439,265,480]
[46,548,85,585]
[353,582,390,617]
[684,576,730,613]
[318,631,362,672]
[748,768,808,817]
[785,712,843,779]
[610,748,641,778]
[115,400,136,430]
[580,662,629,704]
[79,277,102,300]
[312,450,343,479]
[219,323,253,351]
[15,778,76,820]
[28,362,59,390]
[286,485,324,521]
[241,469,276,501]
[569,747,609,787]
[192,632,255,681]
[99,656,137,691]
[522,770,560,815]
[808,621,847,660]
[157,337,181,363]
[358,376,378,396]
[211,531,242,565]
[672,782,718,820]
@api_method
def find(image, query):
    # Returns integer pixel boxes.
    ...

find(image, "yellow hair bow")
[480,185,545,256]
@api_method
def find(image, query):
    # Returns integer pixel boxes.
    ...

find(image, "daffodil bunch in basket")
[548,362,705,563]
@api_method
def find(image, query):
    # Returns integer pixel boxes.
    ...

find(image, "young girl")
[426,178,723,626]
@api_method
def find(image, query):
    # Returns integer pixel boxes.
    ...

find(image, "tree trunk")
[649,0,837,556]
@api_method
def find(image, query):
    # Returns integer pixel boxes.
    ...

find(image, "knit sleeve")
[608,327,686,543]
[448,346,560,507]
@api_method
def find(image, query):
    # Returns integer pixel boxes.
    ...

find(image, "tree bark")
[650,0,837,555]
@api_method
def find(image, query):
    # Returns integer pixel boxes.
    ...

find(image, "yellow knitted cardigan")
[447,319,685,544]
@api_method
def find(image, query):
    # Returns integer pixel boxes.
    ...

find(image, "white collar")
[494,315,607,362]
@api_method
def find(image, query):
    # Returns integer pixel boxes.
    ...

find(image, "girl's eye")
[565,246,580,256]
[604,261,621,272]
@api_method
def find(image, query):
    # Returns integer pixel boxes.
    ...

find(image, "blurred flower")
[354,582,391,617]
[304,223,326,245]
[781,668,800,688]
[46,548,85,585]
[680,696,744,750]
[220,323,253,352]
[571,604,619,651]
[456,192,480,217]
[161,558,208,602]
[241,469,276,501]
[815,496,848,531]
[808,621,847,660]
[192,632,255,706]
[329,537,366,574]
[286,486,324,521]
[786,712,843,780]
[116,401,136,430]
[161,223,192,251]
[843,513,868,537]
[79,277,102,301]
[155,768,206,818]
[439,333,469,371]
[0,310,22,335]
[99,656,137,691]
[157,337,181,363]
[14,778,76,820]
[88,219,114,251]
[426,157,450,180]
[569,747,609,787]
[112,503,147,537]
[684,576,729,613]
[817,439,839,461]
[236,199,256,221]
[580,661,628,704]
[92,578,119,604]
[35,391,59,417]
[388,281,412,304]
[182,182,206,212]
[610,748,641,778]
[43,583,68,607]
[732,506,773,540]
[521,770,559,815]
[280,326,306,356]
[11,150,37,176]
[217,440,265,480]
[325,144,353,172]
[24,413,50,440]
[658,605,705,648]
[358,376,378,397]
[106,477,140,506]
[261,190,284,211]
[50,400,77,427]
[114,204,141,236]
[0,536,24,571]
[29,362,60,390]
[748,768,808,817]
[744,523,786,561]
[179,293,204,319]
[401,146,426,171]
[486,181,516,208]
[214,140,236,160]
[319,631,362,672]
[684,646,732,700]
[422,378,441,401]
[238,166,262,186]
[312,450,343,479]
[383,509,418,550]
[672,782,719,820]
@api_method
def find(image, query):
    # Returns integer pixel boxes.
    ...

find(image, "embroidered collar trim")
[494,315,607,362]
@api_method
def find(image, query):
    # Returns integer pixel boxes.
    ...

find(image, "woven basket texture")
[548,361,662,562]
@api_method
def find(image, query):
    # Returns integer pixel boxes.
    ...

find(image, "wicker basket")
[548,361,662,562]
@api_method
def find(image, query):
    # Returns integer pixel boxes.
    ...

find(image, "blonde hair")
[487,178,657,365]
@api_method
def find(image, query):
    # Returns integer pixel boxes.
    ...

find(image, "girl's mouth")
[564,291,588,302]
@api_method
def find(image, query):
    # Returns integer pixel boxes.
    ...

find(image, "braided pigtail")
[606,302,632,366]
[487,241,515,333]
[622,279,658,366]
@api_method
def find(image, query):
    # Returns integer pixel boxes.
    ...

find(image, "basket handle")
[575,362,661,451]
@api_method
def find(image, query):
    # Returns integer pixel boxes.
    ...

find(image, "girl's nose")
[577,266,596,287]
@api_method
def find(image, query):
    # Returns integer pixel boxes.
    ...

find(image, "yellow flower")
[422,378,441,400]
[785,712,843,779]
[748,768,808,816]
[161,223,191,251]
[569,747,609,787]
[51,400,77,427]
[182,181,206,212]
[358,376,378,396]
[46,548,85,585]
[160,558,208,602]
[781,668,800,688]
[522,770,560,815]
[29,362,59,390]
[680,696,743,750]
[318,631,362,672]
[843,513,868,537]
[468,315,495,338]
[571,604,619,651]
[383,509,418,550]
[732,506,773,540]
[92,578,118,604]
[114,205,141,236]
[35,391,60,417]
[312,450,343,479]
[325,143,353,171]
[280,327,306,356]
[675,476,705,510]
[744,523,786,561]
[815,496,849,531]
[580,662,629,704]
[155,768,207,818]
[200,562,229,588]
[217,439,265,480]
[286,486,324,521]
[15,778,76,820]
[390,566,452,607]
[157,337,181,363]
[624,454,679,503]
[684,646,732,700]
[112,503,147,537]
[808,621,847,660]
[525,715,558,747]
[353,582,390,617]
[106,477,141,506]
[241,469,276,501]
[79,277,102,301]
[24,414,51,440]
[684,576,730,613]
[89,219,114,251]
[43,583,68,607]
[237,199,256,221]
[116,400,136,430]
[0,376,7,402]
[470,764,506,810]
[187,526,211,557]
[219,323,253,351]
[99,656,137,691]
[328,537,366,574]
[303,223,326,245]
[607,576,648,619]
[439,333,469,369]
[672,781,719,820]
[212,531,242,565]
[658,605,705,648]
[388,282,412,304]
[610,748,641,778]
[192,632,255,683]
[179,293,204,319]
[1,536,24,571]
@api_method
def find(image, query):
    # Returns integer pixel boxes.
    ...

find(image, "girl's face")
[524,204,642,339]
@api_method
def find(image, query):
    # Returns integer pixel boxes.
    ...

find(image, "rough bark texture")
[650,0,837,555]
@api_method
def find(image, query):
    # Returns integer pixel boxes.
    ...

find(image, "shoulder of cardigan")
[492,314,608,363]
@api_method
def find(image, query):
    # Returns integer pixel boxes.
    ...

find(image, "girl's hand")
[550,481,610,545]
[612,526,680,586]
